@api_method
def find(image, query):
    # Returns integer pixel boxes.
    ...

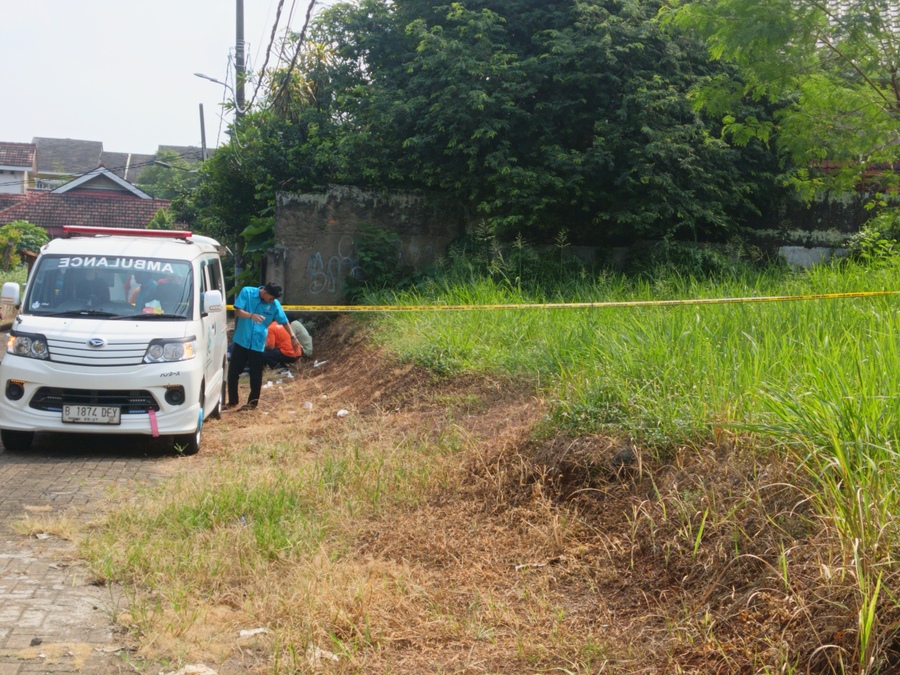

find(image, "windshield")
[24,255,193,319]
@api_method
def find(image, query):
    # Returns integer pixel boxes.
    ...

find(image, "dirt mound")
[176,316,875,673]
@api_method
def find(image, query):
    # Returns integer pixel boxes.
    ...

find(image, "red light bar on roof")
[63,226,192,239]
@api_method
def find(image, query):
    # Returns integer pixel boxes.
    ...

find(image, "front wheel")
[1,429,34,452]
[173,427,200,455]
[210,361,226,420]
[173,407,202,456]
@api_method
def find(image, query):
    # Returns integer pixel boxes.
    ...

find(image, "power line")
[269,0,318,113]
[248,0,288,110]
[279,0,302,63]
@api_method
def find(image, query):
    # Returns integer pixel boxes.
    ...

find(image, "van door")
[199,256,227,415]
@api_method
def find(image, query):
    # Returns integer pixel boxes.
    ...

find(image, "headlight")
[143,338,196,363]
[7,333,50,360]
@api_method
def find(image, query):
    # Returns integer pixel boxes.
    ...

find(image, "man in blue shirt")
[224,282,300,411]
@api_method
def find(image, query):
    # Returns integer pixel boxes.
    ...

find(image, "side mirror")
[1,282,20,307]
[202,289,223,315]
[1,282,21,323]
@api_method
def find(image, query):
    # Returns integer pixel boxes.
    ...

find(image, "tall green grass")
[368,258,900,667]
[369,260,900,450]
[80,253,900,671]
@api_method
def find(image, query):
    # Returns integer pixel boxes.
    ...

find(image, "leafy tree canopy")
[136,149,201,200]
[310,0,781,243]
[185,0,786,283]
[665,0,900,199]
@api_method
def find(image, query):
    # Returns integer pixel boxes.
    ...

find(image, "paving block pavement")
[0,537,128,673]
[0,434,178,674]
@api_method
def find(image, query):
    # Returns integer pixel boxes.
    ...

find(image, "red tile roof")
[0,190,171,238]
[0,142,36,168]
[0,194,26,210]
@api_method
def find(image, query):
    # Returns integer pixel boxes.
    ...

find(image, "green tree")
[312,0,781,243]
[10,220,49,256]
[0,221,49,270]
[146,208,176,230]
[176,141,260,289]
[136,149,201,200]
[178,34,344,286]
[183,0,784,284]
[666,0,900,199]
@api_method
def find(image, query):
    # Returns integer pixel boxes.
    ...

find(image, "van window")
[204,257,224,294]
[25,255,194,319]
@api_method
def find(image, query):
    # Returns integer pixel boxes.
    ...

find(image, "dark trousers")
[263,349,300,369]
[227,342,265,407]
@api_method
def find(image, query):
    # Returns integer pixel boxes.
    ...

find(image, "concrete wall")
[268,187,872,302]
[778,245,848,267]
[750,192,869,266]
[743,193,872,267]
[0,169,27,194]
[269,185,466,305]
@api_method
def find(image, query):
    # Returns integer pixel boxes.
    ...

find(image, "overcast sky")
[1,1,325,156]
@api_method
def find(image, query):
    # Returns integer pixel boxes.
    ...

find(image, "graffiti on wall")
[305,235,436,297]
[307,235,361,296]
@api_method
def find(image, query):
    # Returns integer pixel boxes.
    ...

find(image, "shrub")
[0,221,48,271]
[344,225,413,300]
[846,208,900,265]
[625,237,769,279]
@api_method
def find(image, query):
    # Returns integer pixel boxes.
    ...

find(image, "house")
[31,137,206,190]
[32,137,103,190]
[0,136,205,237]
[0,142,36,195]
[0,166,171,238]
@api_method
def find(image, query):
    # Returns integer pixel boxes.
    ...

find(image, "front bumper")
[0,355,202,436]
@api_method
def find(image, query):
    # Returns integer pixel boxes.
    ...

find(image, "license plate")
[62,405,121,425]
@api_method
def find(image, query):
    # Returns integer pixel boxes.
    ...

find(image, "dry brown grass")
[13,506,79,540]
[81,316,900,674]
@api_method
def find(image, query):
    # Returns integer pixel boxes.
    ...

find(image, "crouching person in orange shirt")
[264,321,304,370]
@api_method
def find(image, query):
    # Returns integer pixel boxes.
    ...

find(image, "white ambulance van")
[0,226,228,455]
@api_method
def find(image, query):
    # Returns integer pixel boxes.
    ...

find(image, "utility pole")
[235,0,245,118]
[198,104,207,161]
[226,0,246,285]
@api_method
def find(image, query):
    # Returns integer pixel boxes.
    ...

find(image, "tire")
[173,426,201,455]
[173,404,203,456]
[1,429,34,452]
[210,360,226,420]
[210,394,222,420]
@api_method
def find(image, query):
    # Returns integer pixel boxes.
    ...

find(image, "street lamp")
[194,72,246,117]
[194,72,232,92]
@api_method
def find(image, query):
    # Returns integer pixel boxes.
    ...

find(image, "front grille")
[30,388,159,414]
[46,337,149,367]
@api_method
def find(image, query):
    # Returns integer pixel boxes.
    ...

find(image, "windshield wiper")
[109,313,189,320]
[34,310,117,318]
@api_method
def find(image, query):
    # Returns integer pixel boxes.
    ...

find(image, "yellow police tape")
[226,289,900,313]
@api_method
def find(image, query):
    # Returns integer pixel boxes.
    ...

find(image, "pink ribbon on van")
[148,409,159,437]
